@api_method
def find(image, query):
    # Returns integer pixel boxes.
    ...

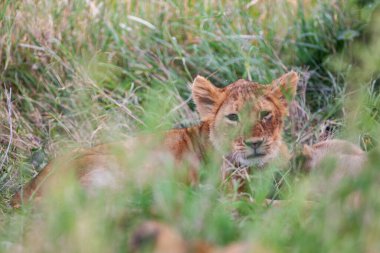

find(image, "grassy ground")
[1,0,380,252]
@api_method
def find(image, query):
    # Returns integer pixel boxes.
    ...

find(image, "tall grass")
[1,0,380,252]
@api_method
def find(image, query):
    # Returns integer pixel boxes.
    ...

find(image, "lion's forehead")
[225,81,266,95]
[223,81,269,101]
[217,81,284,120]
[221,91,274,112]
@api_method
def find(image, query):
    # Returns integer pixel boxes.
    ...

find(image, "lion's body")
[302,139,366,175]
[11,72,299,207]
[301,139,367,203]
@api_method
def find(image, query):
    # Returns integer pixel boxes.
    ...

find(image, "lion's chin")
[228,146,282,168]
[238,155,268,168]
[225,152,269,168]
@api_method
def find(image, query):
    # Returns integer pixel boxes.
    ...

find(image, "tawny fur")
[302,139,366,175]
[11,72,299,208]
[301,139,367,203]
[130,221,270,253]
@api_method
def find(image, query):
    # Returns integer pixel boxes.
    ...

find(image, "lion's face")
[192,72,298,167]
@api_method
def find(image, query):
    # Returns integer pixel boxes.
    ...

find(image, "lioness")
[11,71,299,207]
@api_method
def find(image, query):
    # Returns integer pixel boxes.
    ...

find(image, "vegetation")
[0,0,379,252]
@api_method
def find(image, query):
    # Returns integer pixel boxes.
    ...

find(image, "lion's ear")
[302,144,313,158]
[271,71,298,106]
[192,76,223,120]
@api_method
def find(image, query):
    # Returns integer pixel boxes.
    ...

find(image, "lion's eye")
[259,111,272,121]
[226,113,239,122]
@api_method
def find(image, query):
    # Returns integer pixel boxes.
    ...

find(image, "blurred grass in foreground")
[1,0,380,252]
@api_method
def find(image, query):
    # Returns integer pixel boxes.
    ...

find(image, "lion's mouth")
[246,152,266,159]
[224,150,268,167]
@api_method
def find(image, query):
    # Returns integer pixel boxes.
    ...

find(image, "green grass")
[1,0,380,252]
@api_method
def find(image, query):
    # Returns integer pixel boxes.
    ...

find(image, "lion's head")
[192,71,298,167]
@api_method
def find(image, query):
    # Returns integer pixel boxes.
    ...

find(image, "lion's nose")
[244,139,263,149]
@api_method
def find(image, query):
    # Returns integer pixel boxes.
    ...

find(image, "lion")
[11,71,299,207]
[130,220,268,253]
[300,139,367,204]
[301,139,367,174]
